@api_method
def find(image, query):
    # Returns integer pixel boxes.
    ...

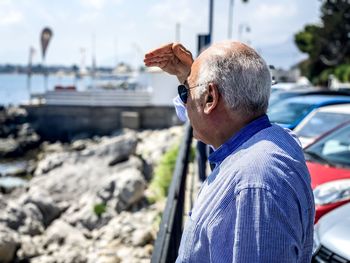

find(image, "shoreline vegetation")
[0,105,184,263]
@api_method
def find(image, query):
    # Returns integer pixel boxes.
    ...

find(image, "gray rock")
[17,131,41,151]
[22,192,62,227]
[17,235,44,259]
[31,255,56,263]
[90,239,122,263]
[40,141,65,153]
[44,220,87,247]
[0,225,19,263]
[23,220,89,263]
[0,137,20,157]
[6,106,27,124]
[0,128,181,263]
[0,192,61,236]
[17,123,35,137]
[0,194,6,210]
[0,202,27,229]
[114,168,146,212]
[91,132,137,165]
[0,108,41,158]
[131,228,153,246]
[29,133,140,207]
[71,139,87,151]
[64,198,112,231]
[17,222,89,262]
[34,152,67,176]
[136,126,183,171]
[61,166,146,231]
[18,216,45,236]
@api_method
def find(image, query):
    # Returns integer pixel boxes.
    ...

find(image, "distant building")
[270,66,301,83]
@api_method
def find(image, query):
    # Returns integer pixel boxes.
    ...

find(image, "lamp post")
[209,0,214,42]
[228,0,249,39]
[175,23,181,42]
[27,46,35,99]
[228,0,234,39]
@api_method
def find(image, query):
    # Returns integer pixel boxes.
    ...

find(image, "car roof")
[272,88,350,96]
[272,82,308,90]
[315,103,350,114]
[272,87,317,95]
[279,94,350,104]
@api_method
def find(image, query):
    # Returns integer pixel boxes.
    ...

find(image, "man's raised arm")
[144,43,194,84]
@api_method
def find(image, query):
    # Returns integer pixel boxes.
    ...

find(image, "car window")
[268,101,312,125]
[268,92,299,107]
[297,112,350,138]
[307,124,350,167]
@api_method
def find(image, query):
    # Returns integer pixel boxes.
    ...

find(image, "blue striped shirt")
[176,115,315,263]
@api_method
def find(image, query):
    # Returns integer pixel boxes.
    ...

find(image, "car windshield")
[269,92,293,107]
[306,124,350,167]
[297,112,350,138]
[268,101,312,125]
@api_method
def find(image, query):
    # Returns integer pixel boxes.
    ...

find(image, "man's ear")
[204,83,219,114]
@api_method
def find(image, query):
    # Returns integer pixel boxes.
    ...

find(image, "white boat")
[29,68,179,107]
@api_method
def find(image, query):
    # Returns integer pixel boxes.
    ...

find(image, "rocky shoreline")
[0,106,184,263]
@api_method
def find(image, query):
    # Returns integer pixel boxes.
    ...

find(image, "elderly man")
[144,42,314,263]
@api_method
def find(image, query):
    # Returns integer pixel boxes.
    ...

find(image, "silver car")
[294,104,350,148]
[313,202,350,262]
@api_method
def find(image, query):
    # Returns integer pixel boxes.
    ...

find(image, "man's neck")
[210,111,263,149]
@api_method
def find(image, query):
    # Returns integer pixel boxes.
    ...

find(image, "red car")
[303,121,350,223]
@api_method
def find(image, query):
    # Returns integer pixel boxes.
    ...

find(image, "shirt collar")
[208,114,271,166]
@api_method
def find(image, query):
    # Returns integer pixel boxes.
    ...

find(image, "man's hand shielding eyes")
[144,43,194,84]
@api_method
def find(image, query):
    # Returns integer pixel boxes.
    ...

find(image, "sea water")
[0,160,28,190]
[0,73,91,106]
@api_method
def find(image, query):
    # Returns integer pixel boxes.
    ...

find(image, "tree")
[294,0,350,85]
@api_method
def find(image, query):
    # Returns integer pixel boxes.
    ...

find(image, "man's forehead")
[187,59,201,84]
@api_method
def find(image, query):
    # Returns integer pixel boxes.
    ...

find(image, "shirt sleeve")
[207,187,302,263]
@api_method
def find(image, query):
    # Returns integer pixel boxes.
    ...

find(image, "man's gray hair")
[197,42,271,116]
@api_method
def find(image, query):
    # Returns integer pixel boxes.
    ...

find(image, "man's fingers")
[144,55,174,66]
[144,56,172,64]
[144,53,174,62]
[144,60,168,69]
[144,43,173,58]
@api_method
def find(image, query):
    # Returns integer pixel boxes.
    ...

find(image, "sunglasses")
[178,82,207,104]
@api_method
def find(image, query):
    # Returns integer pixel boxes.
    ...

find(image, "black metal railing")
[151,123,193,263]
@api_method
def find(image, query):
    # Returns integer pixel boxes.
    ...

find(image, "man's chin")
[192,131,206,144]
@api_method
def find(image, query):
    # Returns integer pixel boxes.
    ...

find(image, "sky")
[0,0,322,69]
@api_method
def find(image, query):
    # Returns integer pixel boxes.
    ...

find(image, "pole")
[26,73,31,97]
[43,58,48,92]
[92,33,96,80]
[175,23,181,42]
[209,0,214,43]
[228,0,234,39]
[27,47,34,98]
